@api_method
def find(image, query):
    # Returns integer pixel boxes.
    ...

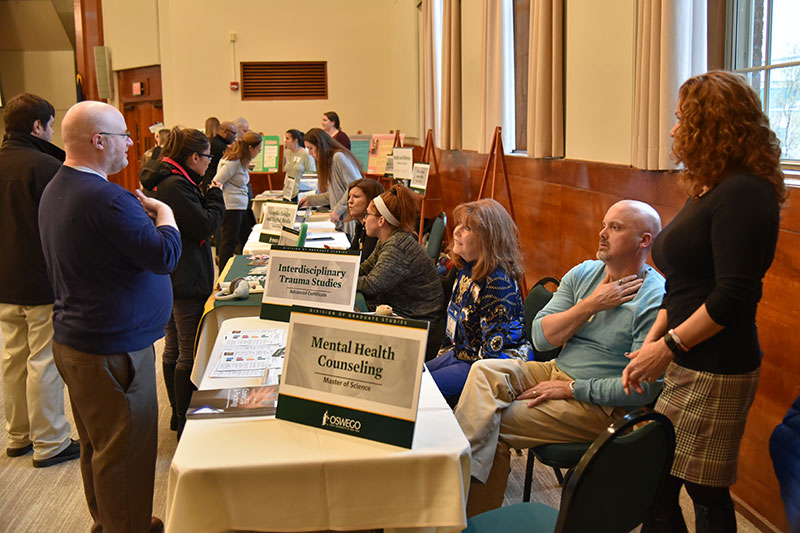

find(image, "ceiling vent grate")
[241,61,328,100]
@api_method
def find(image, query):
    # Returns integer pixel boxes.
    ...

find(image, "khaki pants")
[54,342,158,533]
[0,303,71,460]
[454,359,627,516]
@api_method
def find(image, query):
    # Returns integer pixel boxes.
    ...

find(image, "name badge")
[446,301,458,340]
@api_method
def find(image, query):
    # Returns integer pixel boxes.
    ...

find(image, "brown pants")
[53,342,158,533]
[454,359,627,516]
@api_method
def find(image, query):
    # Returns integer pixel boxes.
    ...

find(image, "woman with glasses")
[139,126,225,439]
[358,184,445,359]
[299,128,362,236]
[426,199,531,404]
[214,130,262,271]
[282,129,315,201]
[346,178,384,262]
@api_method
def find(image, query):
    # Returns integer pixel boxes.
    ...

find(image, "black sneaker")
[6,443,33,457]
[32,439,80,468]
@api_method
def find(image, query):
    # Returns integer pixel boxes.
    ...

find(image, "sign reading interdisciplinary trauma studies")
[259,200,299,244]
[260,246,360,321]
[276,306,428,448]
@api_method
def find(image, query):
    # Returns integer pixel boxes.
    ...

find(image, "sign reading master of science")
[277,307,428,448]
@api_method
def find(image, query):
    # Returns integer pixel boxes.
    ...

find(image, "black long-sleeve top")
[652,172,780,374]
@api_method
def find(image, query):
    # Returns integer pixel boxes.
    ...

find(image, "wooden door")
[113,66,163,192]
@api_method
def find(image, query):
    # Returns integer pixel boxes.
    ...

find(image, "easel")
[477,126,527,294]
[417,128,443,245]
[376,130,404,191]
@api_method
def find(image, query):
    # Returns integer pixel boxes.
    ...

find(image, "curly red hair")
[672,71,786,204]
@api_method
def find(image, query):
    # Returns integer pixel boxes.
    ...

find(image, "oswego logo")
[321,410,362,433]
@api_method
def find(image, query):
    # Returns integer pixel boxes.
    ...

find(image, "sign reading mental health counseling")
[259,200,299,244]
[260,246,359,321]
[276,306,428,448]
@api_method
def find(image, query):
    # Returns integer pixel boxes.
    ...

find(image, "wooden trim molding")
[73,0,105,102]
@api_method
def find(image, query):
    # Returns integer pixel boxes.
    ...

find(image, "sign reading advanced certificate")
[261,246,359,321]
[277,306,428,448]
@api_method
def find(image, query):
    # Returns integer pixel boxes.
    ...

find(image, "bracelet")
[662,331,686,356]
[667,328,689,352]
[568,380,576,398]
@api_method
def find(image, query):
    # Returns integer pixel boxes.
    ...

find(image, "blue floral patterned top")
[438,263,531,363]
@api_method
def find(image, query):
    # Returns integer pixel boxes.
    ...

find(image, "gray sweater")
[214,158,250,210]
[358,230,445,322]
[304,151,360,219]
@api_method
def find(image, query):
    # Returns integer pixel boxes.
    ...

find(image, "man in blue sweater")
[39,101,181,533]
[455,200,666,516]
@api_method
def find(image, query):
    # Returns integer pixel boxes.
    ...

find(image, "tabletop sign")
[276,306,428,448]
[410,163,431,192]
[282,175,296,201]
[261,246,360,321]
[260,200,299,244]
[384,155,394,177]
[392,147,414,180]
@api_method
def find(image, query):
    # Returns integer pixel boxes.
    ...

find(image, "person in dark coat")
[140,126,225,439]
[770,394,800,532]
[0,93,80,468]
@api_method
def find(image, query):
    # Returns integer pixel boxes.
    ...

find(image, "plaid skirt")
[655,362,760,487]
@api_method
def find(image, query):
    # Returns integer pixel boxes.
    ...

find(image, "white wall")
[564,0,635,165]
[155,0,420,141]
[0,51,77,147]
[102,0,160,71]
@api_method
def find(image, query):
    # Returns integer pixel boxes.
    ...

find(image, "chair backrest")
[524,277,561,361]
[555,409,676,533]
[426,212,447,259]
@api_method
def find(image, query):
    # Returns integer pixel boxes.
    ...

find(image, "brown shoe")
[150,517,164,533]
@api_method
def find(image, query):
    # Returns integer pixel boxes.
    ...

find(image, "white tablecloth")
[169,317,470,533]
[242,219,350,255]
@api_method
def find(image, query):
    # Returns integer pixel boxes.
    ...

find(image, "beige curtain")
[527,0,564,158]
[440,0,462,150]
[479,0,515,154]
[632,0,706,170]
[420,0,437,142]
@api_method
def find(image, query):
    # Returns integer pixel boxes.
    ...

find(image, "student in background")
[215,131,262,271]
[139,127,225,439]
[427,199,532,404]
[140,128,170,170]
[357,185,445,360]
[299,128,362,236]
[321,111,351,150]
[282,129,315,201]
[204,117,220,141]
[346,178,384,262]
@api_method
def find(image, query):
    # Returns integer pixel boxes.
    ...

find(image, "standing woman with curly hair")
[299,128,362,235]
[623,71,786,532]
[427,199,532,403]
[358,184,445,359]
[214,130,262,271]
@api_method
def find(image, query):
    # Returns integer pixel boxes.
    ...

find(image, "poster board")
[392,147,414,180]
[260,246,360,321]
[253,135,280,172]
[276,306,428,448]
[350,136,372,172]
[410,163,430,192]
[367,133,404,175]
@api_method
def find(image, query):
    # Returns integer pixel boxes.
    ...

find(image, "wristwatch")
[568,380,576,398]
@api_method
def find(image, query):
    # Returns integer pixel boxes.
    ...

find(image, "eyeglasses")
[98,131,131,139]
[198,152,213,159]
[363,211,380,220]
[223,129,236,135]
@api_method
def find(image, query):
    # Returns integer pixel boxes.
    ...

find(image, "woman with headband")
[358,185,445,359]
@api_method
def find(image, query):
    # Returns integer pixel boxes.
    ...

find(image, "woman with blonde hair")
[358,184,445,358]
[214,130,262,270]
[427,199,531,402]
[298,128,362,235]
[623,71,785,532]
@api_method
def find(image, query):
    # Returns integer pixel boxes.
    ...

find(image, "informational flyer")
[276,306,428,448]
[254,135,280,173]
[282,175,296,200]
[260,200,299,244]
[410,162,431,192]
[367,133,404,174]
[210,328,287,379]
[392,147,414,180]
[261,246,360,320]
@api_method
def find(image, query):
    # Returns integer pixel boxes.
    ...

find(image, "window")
[728,0,800,164]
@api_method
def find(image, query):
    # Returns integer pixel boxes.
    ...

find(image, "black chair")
[523,277,562,362]
[464,408,676,533]
[425,212,447,260]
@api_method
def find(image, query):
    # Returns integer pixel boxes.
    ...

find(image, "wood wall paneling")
[73,0,104,102]
[436,148,796,531]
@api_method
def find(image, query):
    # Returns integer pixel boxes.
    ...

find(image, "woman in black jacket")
[140,126,225,439]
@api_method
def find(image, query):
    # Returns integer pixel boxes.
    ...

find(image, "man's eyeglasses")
[98,131,132,139]
[198,153,213,159]
[224,129,236,135]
